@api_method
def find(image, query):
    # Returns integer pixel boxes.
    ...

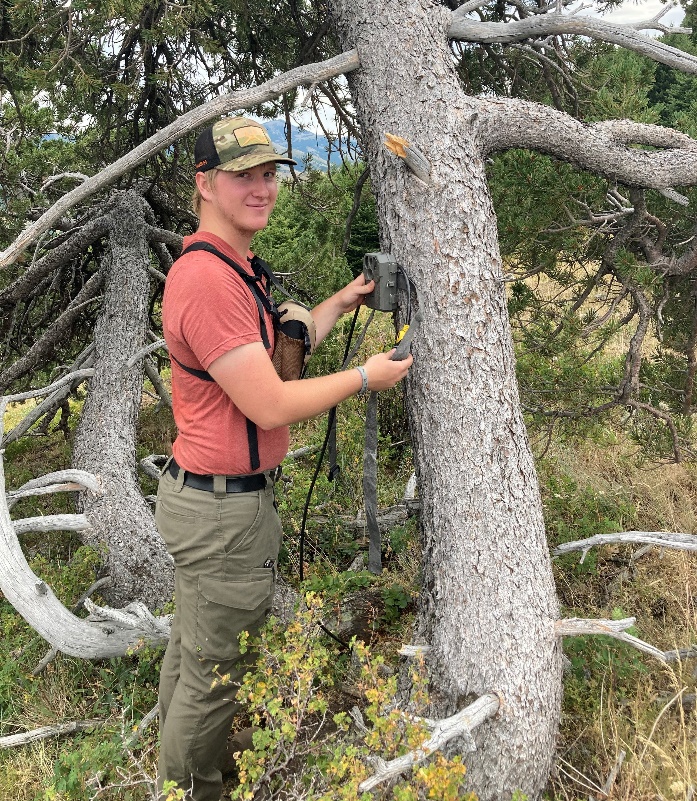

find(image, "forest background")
[1,0,697,798]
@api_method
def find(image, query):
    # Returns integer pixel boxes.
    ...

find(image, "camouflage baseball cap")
[194,116,297,173]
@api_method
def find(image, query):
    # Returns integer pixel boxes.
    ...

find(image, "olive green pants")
[155,464,282,801]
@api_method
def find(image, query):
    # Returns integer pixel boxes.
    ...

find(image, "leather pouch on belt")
[271,300,317,381]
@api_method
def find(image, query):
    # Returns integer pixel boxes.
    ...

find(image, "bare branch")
[358,693,501,792]
[2,360,95,447]
[143,358,172,408]
[0,720,106,748]
[139,454,168,480]
[6,469,102,510]
[1,369,96,408]
[41,173,90,191]
[476,98,697,190]
[449,14,697,75]
[126,339,167,368]
[32,576,113,675]
[0,446,171,657]
[555,617,669,663]
[553,530,697,559]
[398,644,431,656]
[452,0,488,19]
[12,513,91,536]
[0,51,360,270]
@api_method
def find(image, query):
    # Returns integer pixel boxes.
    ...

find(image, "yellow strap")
[395,324,410,344]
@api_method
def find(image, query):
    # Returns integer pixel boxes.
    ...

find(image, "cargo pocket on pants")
[195,572,274,662]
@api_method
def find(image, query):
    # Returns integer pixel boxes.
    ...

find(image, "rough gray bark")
[330,2,562,798]
[72,191,174,610]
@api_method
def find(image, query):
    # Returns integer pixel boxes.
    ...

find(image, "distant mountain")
[263,119,350,171]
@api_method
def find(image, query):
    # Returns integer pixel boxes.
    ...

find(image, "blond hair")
[191,169,219,216]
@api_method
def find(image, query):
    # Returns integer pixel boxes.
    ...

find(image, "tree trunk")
[330,2,562,798]
[72,190,174,610]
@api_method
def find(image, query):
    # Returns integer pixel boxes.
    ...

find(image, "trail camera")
[362,253,399,312]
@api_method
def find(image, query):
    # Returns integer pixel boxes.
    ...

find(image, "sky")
[592,0,686,28]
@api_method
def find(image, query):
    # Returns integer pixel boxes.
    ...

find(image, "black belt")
[168,458,270,493]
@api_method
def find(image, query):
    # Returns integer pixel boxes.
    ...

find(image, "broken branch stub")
[384,133,432,182]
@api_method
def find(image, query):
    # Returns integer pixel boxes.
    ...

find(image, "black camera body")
[362,253,399,312]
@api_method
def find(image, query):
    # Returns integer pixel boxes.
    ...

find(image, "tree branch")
[0,425,171,657]
[6,469,101,510]
[12,513,91,536]
[0,51,360,270]
[476,97,697,189]
[0,719,106,748]
[555,617,669,663]
[358,692,501,792]
[2,361,95,447]
[449,13,697,75]
[553,530,697,560]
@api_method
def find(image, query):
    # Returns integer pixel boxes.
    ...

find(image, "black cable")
[297,307,362,651]
[298,306,361,583]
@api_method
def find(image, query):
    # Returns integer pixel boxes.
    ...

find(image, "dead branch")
[0,719,106,748]
[7,469,101,510]
[358,692,501,792]
[0,52,360,270]
[1,416,171,656]
[2,354,95,447]
[125,704,159,748]
[32,576,113,675]
[284,444,321,460]
[1,368,96,409]
[143,357,171,408]
[398,644,431,656]
[126,339,167,368]
[598,750,626,800]
[12,513,91,536]
[449,13,697,75]
[139,454,168,481]
[553,530,697,561]
[555,617,669,663]
[82,598,171,640]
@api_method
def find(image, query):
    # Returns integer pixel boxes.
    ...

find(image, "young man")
[155,116,412,801]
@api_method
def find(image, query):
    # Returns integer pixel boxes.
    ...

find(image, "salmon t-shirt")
[162,231,289,475]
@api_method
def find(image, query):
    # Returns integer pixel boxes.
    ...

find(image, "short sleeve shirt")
[162,231,289,474]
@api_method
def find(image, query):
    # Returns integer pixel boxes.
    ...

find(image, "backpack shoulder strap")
[172,241,271,471]
[181,241,276,349]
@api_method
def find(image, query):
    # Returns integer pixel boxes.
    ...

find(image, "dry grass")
[547,434,697,801]
[1,741,62,801]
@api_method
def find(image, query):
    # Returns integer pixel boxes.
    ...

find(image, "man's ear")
[195,170,215,202]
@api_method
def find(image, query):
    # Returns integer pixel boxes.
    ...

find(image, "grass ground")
[0,358,695,799]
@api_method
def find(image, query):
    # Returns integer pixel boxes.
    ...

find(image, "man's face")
[207,162,279,236]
